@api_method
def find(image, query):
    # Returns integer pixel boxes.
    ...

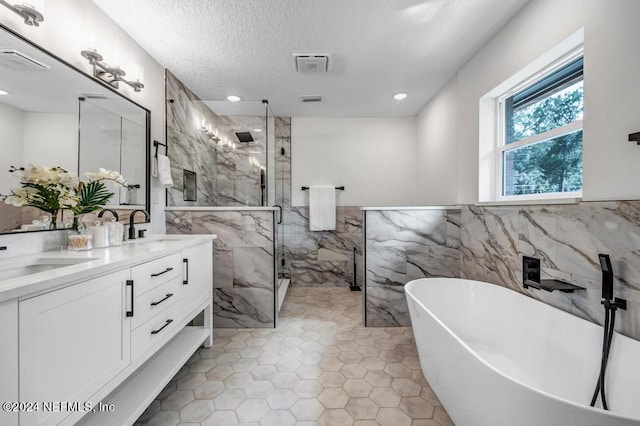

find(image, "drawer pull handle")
[126,280,134,317]
[183,258,189,285]
[151,319,173,335]
[151,293,174,306]
[151,267,174,277]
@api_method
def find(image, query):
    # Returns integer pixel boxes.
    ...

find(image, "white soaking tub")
[405,278,640,426]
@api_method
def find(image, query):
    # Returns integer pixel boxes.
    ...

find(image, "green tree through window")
[502,58,583,196]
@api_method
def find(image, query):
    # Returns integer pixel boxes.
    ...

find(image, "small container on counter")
[91,222,110,248]
[108,217,123,246]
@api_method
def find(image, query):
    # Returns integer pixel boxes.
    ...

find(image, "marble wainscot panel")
[165,71,267,207]
[364,207,461,327]
[166,207,276,328]
[460,201,640,341]
[284,206,364,288]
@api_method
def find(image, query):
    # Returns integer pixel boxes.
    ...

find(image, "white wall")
[291,117,417,207]
[23,113,77,173]
[0,0,166,232]
[0,103,24,194]
[417,0,640,204]
[415,78,458,205]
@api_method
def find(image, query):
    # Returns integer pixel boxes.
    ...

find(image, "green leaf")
[73,181,114,214]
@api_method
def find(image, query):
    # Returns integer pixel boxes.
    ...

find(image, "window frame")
[495,49,584,202]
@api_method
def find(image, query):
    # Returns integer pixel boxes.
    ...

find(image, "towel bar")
[153,140,167,158]
[301,186,345,191]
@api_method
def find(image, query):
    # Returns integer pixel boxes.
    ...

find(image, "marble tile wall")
[165,71,266,207]
[364,209,461,327]
[166,209,276,328]
[284,206,364,288]
[460,201,640,341]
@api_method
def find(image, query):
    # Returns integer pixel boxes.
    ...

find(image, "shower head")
[235,132,254,143]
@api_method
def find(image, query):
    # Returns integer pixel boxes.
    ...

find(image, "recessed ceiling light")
[227,95,241,102]
[393,93,408,100]
[0,89,8,95]
[253,128,262,132]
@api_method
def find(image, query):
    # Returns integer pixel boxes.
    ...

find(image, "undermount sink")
[0,258,94,281]
[125,236,184,245]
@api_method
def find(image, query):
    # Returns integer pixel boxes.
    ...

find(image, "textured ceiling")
[93,0,530,117]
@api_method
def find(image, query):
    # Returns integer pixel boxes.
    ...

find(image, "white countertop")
[165,206,278,211]
[0,234,216,303]
[360,205,461,211]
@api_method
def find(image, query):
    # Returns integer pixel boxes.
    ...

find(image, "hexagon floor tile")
[134,287,453,425]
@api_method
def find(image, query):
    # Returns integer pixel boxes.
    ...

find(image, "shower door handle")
[274,205,282,224]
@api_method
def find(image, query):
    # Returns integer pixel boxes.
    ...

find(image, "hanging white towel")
[309,186,336,231]
[151,155,159,178]
[157,154,174,188]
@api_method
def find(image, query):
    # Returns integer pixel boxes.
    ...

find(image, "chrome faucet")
[128,209,150,240]
[97,208,119,221]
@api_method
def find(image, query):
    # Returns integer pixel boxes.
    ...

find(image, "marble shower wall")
[364,209,461,327]
[284,206,364,288]
[165,71,266,207]
[460,201,640,341]
[166,209,275,328]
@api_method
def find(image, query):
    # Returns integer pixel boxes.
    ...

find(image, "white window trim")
[477,28,585,204]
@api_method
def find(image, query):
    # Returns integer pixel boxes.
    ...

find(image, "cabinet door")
[181,242,213,313]
[0,299,18,426]
[19,270,131,426]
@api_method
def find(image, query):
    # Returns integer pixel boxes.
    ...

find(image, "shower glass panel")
[166,97,272,207]
[272,115,291,284]
[78,98,146,206]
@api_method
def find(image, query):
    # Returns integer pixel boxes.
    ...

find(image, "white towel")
[309,186,336,231]
[157,154,174,188]
[151,155,159,178]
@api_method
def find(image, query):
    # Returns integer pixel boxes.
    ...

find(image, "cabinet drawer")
[131,253,182,296]
[132,277,182,330]
[131,302,182,361]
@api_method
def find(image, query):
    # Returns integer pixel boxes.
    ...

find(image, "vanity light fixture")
[80,48,145,92]
[227,95,241,102]
[0,1,44,26]
[0,89,8,95]
[393,92,408,100]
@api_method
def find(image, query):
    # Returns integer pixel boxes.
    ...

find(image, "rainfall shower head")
[235,132,254,143]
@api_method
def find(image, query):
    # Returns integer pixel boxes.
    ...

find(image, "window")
[498,56,583,199]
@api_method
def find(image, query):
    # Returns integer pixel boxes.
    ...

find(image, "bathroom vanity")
[0,234,215,426]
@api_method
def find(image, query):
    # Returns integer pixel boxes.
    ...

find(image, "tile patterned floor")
[135,287,454,426]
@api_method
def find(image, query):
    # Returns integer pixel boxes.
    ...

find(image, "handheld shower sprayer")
[599,254,614,301]
[590,254,627,411]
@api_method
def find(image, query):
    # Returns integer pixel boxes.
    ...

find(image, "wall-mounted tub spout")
[590,254,627,411]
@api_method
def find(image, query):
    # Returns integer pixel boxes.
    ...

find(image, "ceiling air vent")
[235,132,254,143]
[294,54,329,73]
[298,95,323,103]
[0,49,50,70]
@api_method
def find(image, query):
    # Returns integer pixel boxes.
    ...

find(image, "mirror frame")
[0,23,151,233]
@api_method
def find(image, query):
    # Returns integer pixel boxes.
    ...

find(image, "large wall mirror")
[0,25,150,234]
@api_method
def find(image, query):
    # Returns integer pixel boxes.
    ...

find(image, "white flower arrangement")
[3,165,126,229]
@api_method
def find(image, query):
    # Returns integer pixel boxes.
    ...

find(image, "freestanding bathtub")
[405,278,640,426]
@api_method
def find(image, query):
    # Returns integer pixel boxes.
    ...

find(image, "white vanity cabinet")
[19,270,131,426]
[181,243,213,314]
[0,235,215,426]
[0,299,18,426]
